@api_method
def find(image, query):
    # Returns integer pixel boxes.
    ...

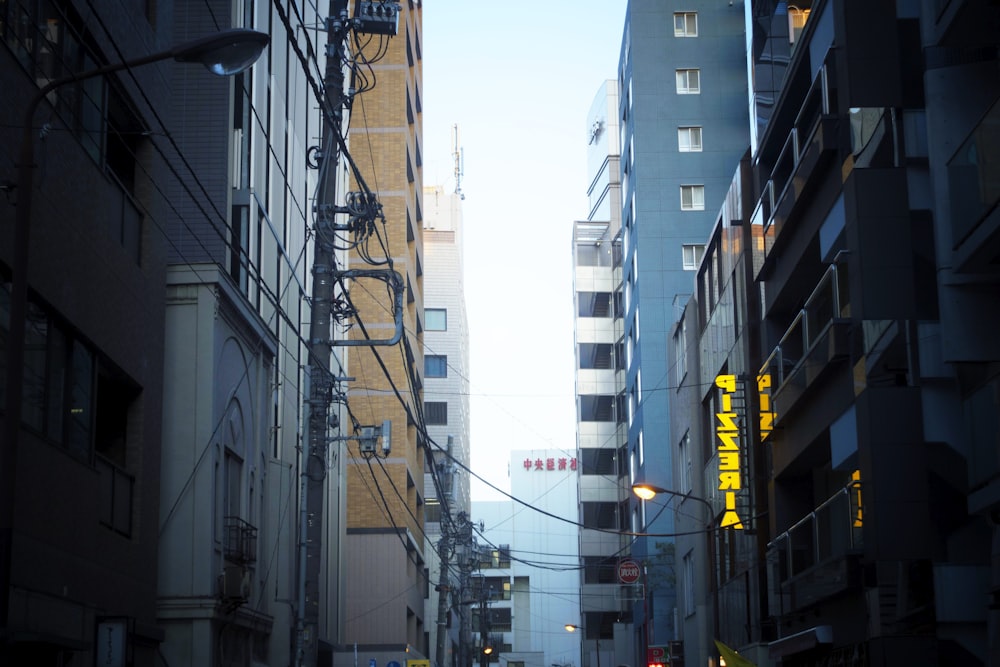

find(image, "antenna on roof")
[452,123,465,200]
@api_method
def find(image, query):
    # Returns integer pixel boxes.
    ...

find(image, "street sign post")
[617,558,641,584]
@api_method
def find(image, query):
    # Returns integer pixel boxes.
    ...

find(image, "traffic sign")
[617,558,641,584]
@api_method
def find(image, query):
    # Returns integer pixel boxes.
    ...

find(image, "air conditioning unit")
[222,565,252,601]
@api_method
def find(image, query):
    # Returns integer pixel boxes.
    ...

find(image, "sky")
[420,1,628,501]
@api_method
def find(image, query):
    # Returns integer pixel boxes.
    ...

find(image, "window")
[576,241,612,267]
[682,244,705,270]
[683,551,696,616]
[678,126,703,152]
[425,401,448,425]
[674,11,698,36]
[582,501,620,529]
[674,318,688,386]
[490,608,513,632]
[583,556,618,584]
[676,69,701,94]
[680,185,705,211]
[679,431,692,493]
[424,354,447,378]
[580,448,616,475]
[579,395,615,422]
[578,291,613,318]
[425,308,447,331]
[578,343,613,369]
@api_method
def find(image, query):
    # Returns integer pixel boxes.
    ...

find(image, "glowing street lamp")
[631,482,715,513]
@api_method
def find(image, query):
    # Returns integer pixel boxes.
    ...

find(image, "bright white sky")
[421,1,627,501]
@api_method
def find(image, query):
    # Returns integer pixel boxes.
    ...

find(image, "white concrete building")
[473,449,581,667]
[422,183,473,667]
[572,81,633,667]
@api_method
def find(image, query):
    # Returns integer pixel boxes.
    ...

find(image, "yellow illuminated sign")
[757,373,776,440]
[715,374,744,529]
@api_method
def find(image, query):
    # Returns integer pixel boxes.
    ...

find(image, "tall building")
[572,80,631,667]
[1,2,173,663]
[669,154,765,667]
[615,0,750,658]
[155,0,333,663]
[473,449,581,667]
[668,1,1000,665]
[749,1,995,664]
[422,181,473,667]
[341,1,429,665]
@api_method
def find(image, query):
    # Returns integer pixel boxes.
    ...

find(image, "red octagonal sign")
[617,558,641,584]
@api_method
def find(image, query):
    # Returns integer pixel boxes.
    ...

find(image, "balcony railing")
[760,263,851,414]
[754,63,839,279]
[223,515,258,564]
[767,481,864,613]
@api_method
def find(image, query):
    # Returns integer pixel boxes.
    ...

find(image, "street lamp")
[0,26,269,650]
[565,624,600,667]
[631,482,715,516]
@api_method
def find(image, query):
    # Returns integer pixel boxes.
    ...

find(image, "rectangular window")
[425,308,447,331]
[683,551,696,616]
[682,244,705,270]
[679,431,692,494]
[582,501,620,530]
[676,69,701,94]
[680,185,705,211]
[425,401,448,425]
[678,126,703,152]
[674,11,698,36]
[578,343,613,369]
[579,395,615,422]
[583,556,618,584]
[424,354,447,378]
[674,319,688,387]
[578,291,613,318]
[580,448,617,475]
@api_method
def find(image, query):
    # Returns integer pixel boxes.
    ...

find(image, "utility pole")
[296,2,401,666]
[436,528,454,667]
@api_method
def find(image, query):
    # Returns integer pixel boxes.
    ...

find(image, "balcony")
[767,481,864,615]
[760,264,851,418]
[223,516,258,564]
[754,63,839,280]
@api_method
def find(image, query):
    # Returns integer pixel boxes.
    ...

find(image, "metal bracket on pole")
[331,268,405,346]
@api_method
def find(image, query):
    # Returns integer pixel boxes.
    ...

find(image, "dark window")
[578,343,613,369]
[425,354,447,378]
[583,556,618,584]
[490,607,512,632]
[425,499,441,523]
[425,401,447,425]
[579,395,615,422]
[6,285,139,469]
[582,501,619,529]
[578,292,612,318]
[230,204,250,292]
[580,448,616,475]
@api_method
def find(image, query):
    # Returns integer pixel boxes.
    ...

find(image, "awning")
[768,626,833,659]
[715,640,758,667]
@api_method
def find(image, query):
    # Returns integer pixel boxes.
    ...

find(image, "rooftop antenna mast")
[453,123,465,200]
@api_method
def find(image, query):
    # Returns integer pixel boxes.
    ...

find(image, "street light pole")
[0,28,268,657]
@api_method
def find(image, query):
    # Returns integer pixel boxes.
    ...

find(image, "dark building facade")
[668,0,999,665]
[1,0,170,663]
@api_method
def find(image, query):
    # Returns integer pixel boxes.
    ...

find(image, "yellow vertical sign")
[715,374,744,529]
